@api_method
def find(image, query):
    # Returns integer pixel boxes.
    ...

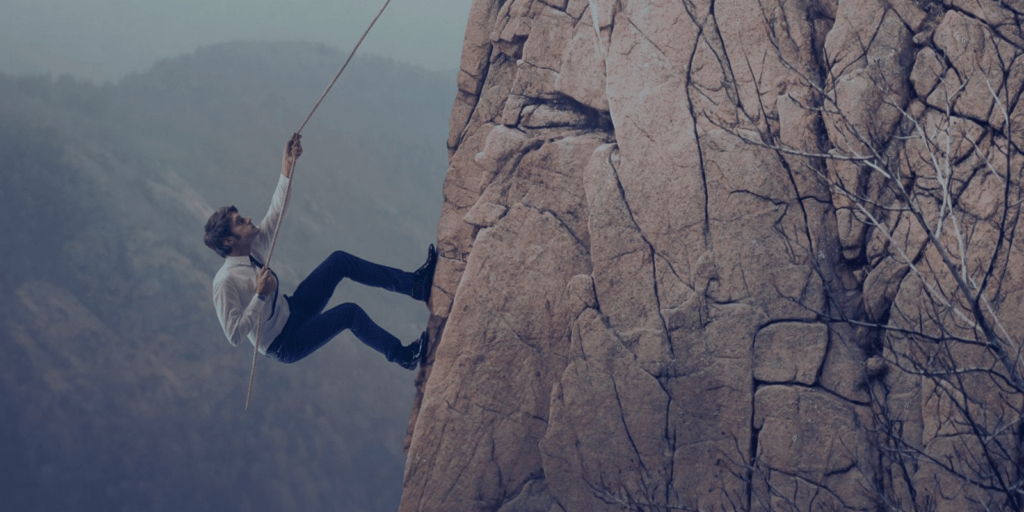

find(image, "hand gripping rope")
[245,0,393,411]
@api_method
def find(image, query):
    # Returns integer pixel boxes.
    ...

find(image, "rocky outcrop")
[404,1,1024,510]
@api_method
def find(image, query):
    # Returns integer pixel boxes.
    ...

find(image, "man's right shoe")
[411,244,438,302]
[396,331,427,370]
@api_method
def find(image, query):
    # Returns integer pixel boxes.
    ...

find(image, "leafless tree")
[708,2,1024,510]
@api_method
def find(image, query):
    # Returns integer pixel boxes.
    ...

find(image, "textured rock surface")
[404,0,1024,510]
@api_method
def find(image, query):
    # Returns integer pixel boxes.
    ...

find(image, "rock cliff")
[403,0,1024,510]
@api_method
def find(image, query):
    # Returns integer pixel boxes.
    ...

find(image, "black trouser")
[267,251,415,364]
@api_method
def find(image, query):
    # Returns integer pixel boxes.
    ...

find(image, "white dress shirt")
[211,175,292,354]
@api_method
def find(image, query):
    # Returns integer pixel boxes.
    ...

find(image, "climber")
[203,134,436,369]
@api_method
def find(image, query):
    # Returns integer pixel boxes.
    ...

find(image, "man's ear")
[221,236,236,249]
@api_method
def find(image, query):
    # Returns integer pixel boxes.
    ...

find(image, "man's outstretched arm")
[250,135,303,257]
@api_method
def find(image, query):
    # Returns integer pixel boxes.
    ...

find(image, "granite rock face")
[403,1,1024,510]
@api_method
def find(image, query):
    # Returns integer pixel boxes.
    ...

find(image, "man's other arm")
[213,280,271,347]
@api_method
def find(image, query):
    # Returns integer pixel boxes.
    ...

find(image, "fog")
[1,0,473,82]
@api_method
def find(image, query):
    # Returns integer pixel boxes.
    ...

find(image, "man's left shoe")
[397,331,426,370]
[411,244,438,302]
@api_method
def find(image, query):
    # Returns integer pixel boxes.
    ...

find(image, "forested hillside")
[0,41,452,512]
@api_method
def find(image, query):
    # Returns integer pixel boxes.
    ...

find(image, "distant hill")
[0,41,453,512]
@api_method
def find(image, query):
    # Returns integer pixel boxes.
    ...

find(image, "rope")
[297,0,393,135]
[244,0,393,411]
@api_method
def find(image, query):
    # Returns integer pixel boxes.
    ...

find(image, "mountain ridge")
[0,40,451,512]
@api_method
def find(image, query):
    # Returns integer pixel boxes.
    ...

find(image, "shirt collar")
[225,255,252,268]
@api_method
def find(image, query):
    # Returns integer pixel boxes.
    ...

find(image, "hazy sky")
[0,0,473,82]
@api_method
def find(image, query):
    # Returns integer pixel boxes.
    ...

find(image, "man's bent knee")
[334,302,366,320]
[329,250,354,262]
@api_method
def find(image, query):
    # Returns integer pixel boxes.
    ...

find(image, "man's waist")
[249,295,291,352]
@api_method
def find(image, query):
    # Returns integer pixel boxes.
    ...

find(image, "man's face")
[227,211,259,247]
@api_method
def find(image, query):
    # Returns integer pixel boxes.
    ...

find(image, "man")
[203,134,435,369]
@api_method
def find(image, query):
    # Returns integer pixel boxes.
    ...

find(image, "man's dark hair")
[204,206,238,258]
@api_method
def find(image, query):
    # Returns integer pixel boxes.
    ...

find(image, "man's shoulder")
[212,261,235,290]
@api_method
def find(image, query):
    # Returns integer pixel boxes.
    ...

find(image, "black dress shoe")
[411,244,438,302]
[397,331,426,370]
